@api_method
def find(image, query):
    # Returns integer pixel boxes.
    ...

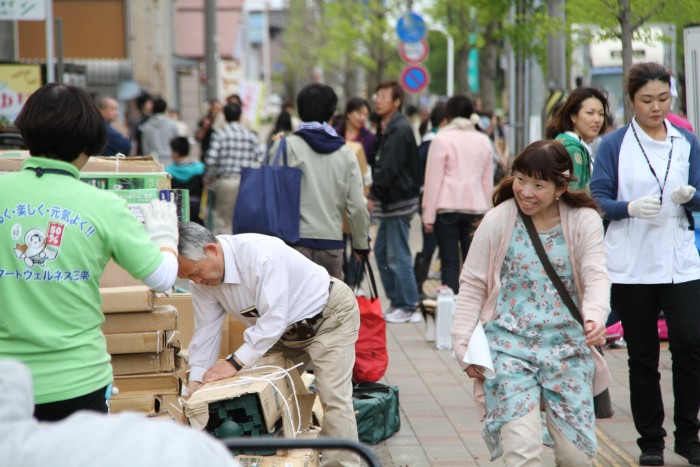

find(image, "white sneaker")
[382,306,397,317]
[385,308,423,323]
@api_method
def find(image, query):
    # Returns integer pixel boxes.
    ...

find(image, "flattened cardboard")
[184,355,309,432]
[100,286,154,313]
[113,372,181,395]
[111,349,176,376]
[102,305,177,334]
[105,331,166,355]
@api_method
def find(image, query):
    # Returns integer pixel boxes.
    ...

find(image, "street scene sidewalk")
[366,217,688,467]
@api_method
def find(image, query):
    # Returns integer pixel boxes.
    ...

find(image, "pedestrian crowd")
[1,60,699,467]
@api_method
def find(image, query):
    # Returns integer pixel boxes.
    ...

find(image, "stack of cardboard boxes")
[101,285,186,422]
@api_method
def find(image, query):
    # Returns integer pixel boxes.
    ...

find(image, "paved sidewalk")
[366,217,690,466]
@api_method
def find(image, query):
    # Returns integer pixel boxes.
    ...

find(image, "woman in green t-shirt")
[545,87,609,191]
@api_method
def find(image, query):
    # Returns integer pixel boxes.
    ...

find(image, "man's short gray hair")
[178,222,217,261]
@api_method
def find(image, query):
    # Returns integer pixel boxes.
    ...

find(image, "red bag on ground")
[658,318,668,340]
[352,257,388,383]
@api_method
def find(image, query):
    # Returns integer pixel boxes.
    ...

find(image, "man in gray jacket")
[141,97,179,165]
[271,83,370,280]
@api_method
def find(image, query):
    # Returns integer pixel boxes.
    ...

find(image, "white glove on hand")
[140,199,178,255]
[628,195,661,219]
[671,185,696,205]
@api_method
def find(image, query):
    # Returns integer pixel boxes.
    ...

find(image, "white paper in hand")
[462,321,496,379]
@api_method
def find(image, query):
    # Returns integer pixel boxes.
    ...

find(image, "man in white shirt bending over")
[177,222,360,467]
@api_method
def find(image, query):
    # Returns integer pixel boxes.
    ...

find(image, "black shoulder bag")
[519,210,614,419]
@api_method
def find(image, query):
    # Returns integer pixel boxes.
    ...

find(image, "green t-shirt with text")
[0,157,163,404]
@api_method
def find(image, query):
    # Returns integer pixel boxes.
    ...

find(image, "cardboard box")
[105,331,167,355]
[234,449,319,467]
[81,172,170,190]
[113,372,181,395]
[234,428,320,466]
[101,286,155,313]
[158,394,188,425]
[102,305,177,334]
[100,260,142,288]
[111,349,176,376]
[110,393,158,415]
[155,292,230,359]
[229,317,247,355]
[112,189,190,223]
[184,355,309,432]
[0,153,165,173]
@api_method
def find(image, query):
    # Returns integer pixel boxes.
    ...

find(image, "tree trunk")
[618,0,635,123]
[479,20,500,113]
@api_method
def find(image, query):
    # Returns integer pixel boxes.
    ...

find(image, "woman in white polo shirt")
[590,62,700,467]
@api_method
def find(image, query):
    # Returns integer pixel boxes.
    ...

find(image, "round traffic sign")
[396,12,426,43]
[398,38,429,64]
[400,65,430,94]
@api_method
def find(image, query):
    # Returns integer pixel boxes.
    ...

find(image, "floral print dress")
[482,216,596,459]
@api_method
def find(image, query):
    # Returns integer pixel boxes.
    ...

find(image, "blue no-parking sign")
[400,65,430,94]
[396,12,426,43]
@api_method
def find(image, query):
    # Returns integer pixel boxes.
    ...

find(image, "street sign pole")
[45,0,54,83]
[429,26,453,97]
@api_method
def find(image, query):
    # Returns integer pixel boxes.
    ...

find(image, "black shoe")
[639,449,664,466]
[675,443,700,465]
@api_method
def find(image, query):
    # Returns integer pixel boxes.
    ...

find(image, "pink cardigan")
[451,198,612,415]
[421,119,493,224]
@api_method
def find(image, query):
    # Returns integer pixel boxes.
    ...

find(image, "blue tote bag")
[233,138,302,243]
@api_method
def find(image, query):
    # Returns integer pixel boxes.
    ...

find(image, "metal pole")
[205,0,218,101]
[45,0,55,83]
[429,26,454,97]
[55,18,64,84]
[262,1,271,97]
[546,0,566,90]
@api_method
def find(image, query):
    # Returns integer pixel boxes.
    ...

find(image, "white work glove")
[671,185,696,205]
[140,199,178,255]
[627,195,661,219]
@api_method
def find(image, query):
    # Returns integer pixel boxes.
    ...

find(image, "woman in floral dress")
[452,140,612,465]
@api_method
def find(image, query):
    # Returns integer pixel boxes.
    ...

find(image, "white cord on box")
[195,362,304,437]
[238,363,303,437]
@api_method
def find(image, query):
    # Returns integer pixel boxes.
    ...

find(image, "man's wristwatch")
[226,354,243,371]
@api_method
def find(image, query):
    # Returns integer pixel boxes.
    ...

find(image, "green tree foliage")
[280,0,405,100]
[565,0,698,121]
[427,0,511,111]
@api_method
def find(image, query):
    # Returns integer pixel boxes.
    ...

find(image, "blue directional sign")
[400,65,430,94]
[396,12,426,44]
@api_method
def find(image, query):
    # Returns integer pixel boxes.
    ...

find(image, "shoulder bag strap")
[269,137,288,166]
[519,210,584,327]
[353,255,379,301]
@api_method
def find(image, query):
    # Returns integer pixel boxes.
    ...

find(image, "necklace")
[630,122,673,203]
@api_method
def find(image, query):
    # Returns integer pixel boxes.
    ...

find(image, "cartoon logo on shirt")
[12,222,64,268]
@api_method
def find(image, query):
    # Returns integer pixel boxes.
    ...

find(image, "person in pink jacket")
[452,140,611,465]
[422,95,494,294]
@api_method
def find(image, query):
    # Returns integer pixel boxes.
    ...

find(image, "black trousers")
[612,281,700,451]
[34,384,110,422]
[433,212,481,294]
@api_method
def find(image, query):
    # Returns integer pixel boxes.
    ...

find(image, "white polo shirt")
[605,118,700,284]
[187,233,330,382]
